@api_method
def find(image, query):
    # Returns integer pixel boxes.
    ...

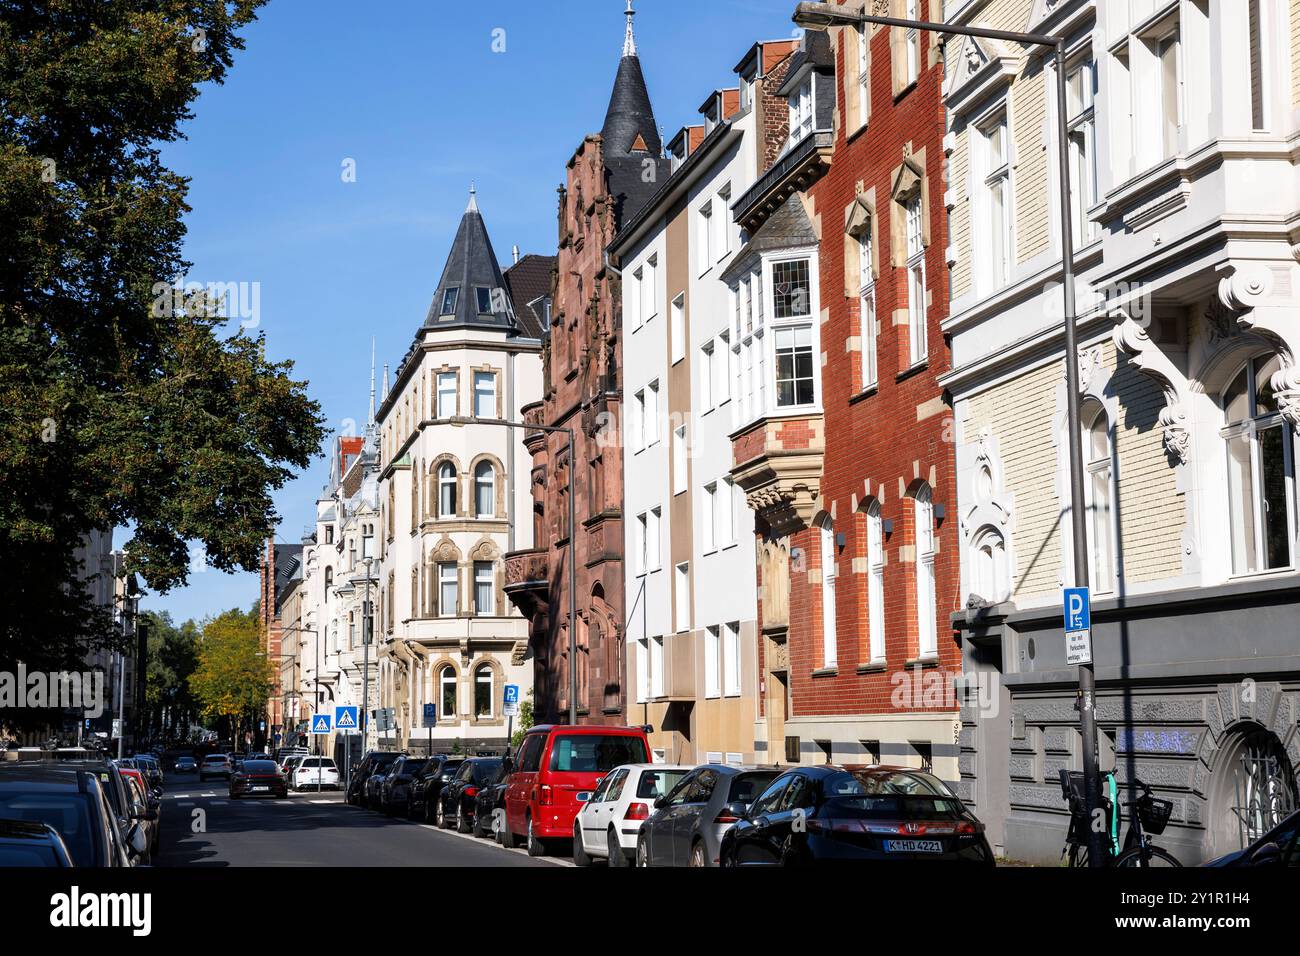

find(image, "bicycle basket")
[1138,796,1173,836]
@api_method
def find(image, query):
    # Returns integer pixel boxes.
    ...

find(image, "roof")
[602,50,662,160]
[422,189,520,333]
[273,543,303,609]
[503,254,554,339]
[721,192,817,283]
[776,30,834,97]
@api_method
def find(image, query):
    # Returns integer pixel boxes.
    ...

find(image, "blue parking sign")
[423,702,437,728]
[1063,587,1092,665]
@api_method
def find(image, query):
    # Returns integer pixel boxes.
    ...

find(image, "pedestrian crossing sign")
[334,705,359,733]
[312,713,332,734]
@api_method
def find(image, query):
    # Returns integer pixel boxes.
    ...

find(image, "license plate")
[884,839,943,854]
[252,786,269,792]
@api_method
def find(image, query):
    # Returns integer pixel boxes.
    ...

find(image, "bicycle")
[1059,769,1181,867]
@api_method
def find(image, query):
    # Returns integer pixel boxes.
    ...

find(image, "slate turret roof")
[423,186,519,332]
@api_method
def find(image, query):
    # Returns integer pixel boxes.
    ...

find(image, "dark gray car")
[635,764,780,867]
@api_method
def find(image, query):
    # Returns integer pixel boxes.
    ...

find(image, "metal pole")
[1052,41,1104,867]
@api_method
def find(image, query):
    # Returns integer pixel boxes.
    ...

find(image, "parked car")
[435,757,503,833]
[0,818,75,867]
[1203,807,1300,867]
[121,773,160,861]
[0,765,138,867]
[635,764,780,867]
[573,763,691,866]
[174,756,197,773]
[345,751,402,807]
[291,757,341,792]
[133,755,164,788]
[474,763,511,840]
[502,724,651,856]
[718,765,995,866]
[409,756,463,822]
[199,754,233,782]
[229,759,288,800]
[282,755,307,785]
[378,757,427,815]
[47,759,154,866]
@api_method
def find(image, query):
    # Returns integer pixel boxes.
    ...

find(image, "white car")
[292,757,340,791]
[572,763,692,867]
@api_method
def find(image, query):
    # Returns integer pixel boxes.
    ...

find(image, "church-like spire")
[466,182,478,213]
[367,337,376,426]
[422,188,518,330]
[623,0,636,57]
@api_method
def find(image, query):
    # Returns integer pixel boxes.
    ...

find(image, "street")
[155,774,566,868]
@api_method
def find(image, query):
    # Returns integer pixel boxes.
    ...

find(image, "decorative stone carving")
[1271,362,1300,430]
[1218,263,1273,313]
[1112,309,1192,466]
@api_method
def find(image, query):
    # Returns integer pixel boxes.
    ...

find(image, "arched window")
[1223,354,1296,574]
[411,467,420,530]
[818,518,837,668]
[324,566,333,600]
[913,484,937,658]
[438,462,457,518]
[439,665,457,722]
[1083,401,1116,591]
[474,461,495,518]
[865,501,886,663]
[971,527,1008,604]
[474,664,493,718]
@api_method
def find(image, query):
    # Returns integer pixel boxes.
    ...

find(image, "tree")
[189,607,272,746]
[0,1,324,676]
[142,611,200,741]
[509,692,535,750]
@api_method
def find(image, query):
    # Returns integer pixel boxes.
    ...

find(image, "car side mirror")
[653,795,668,810]
[723,801,749,821]
[1249,841,1283,867]
[126,822,148,857]
[576,791,592,803]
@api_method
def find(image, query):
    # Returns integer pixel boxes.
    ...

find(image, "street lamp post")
[450,415,578,725]
[792,2,1103,866]
[362,556,374,753]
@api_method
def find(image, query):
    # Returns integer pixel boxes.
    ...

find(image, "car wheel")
[435,801,447,829]
[456,807,471,834]
[689,841,707,868]
[572,824,592,867]
[472,810,487,839]
[526,817,546,857]
[607,827,627,867]
[499,814,517,849]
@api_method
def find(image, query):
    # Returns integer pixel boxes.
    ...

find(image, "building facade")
[505,4,670,725]
[943,0,1300,864]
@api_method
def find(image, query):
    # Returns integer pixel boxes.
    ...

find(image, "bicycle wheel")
[1067,843,1089,868]
[1115,845,1181,867]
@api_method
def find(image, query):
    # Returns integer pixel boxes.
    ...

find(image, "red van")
[502,724,651,856]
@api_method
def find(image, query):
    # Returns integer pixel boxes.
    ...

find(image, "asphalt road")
[154,773,568,867]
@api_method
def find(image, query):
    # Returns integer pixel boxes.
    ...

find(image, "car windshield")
[547,736,649,773]
[402,760,427,776]
[0,792,96,866]
[821,770,966,819]
[203,757,226,764]
[728,772,778,804]
[636,769,687,799]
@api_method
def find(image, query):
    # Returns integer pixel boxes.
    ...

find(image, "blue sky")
[141,0,800,625]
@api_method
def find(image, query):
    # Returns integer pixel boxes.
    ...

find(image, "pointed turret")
[423,186,518,331]
[601,0,661,159]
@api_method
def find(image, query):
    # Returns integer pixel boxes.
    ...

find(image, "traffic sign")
[311,713,332,734]
[503,683,520,718]
[423,702,437,728]
[1064,586,1093,665]
[334,705,359,734]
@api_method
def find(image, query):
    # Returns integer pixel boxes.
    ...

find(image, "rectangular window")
[915,490,937,658]
[635,512,648,576]
[723,622,741,696]
[1157,27,1182,158]
[775,327,815,407]
[436,372,457,418]
[1066,60,1098,246]
[719,477,735,547]
[703,482,717,552]
[475,287,493,314]
[646,380,660,445]
[716,184,732,259]
[772,259,811,320]
[705,626,721,698]
[438,562,458,618]
[440,287,459,315]
[632,388,645,452]
[473,370,496,418]
[906,195,927,365]
[861,285,877,389]
[717,331,732,404]
[650,637,664,698]
[642,257,657,322]
[671,293,686,364]
[905,0,920,85]
[648,507,662,570]
[636,638,649,702]
[672,425,688,495]
[630,268,642,330]
[698,203,713,274]
[1249,0,1267,130]
[788,77,814,146]
[867,506,886,663]
[474,561,494,616]
[820,523,837,667]
[978,111,1011,291]
[857,24,871,127]
[674,563,690,633]
[700,341,714,410]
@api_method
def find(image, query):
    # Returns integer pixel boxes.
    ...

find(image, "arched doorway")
[1208,724,1298,857]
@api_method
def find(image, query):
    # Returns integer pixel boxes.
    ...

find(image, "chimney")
[512,244,520,265]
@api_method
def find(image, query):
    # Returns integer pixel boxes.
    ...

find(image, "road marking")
[405,819,574,867]
[209,800,228,806]
[173,794,190,799]
[308,799,333,805]
[177,801,194,807]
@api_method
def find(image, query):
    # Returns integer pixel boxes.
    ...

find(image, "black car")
[378,757,428,815]
[0,818,75,867]
[0,765,137,867]
[435,757,502,833]
[636,764,780,867]
[346,751,402,807]
[230,759,288,799]
[407,756,464,822]
[473,763,511,840]
[1203,807,1300,867]
[718,765,995,866]
[34,759,157,865]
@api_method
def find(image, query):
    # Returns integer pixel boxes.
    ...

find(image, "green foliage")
[509,692,535,750]
[189,607,272,729]
[0,1,324,674]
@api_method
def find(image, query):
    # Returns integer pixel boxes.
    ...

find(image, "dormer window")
[476,287,493,314]
[440,287,459,316]
[788,77,814,148]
